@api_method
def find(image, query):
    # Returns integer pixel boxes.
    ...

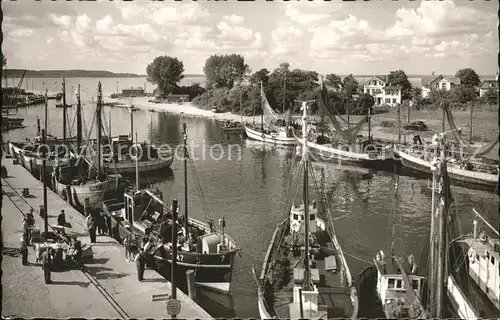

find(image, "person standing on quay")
[86,214,97,244]
[135,248,145,281]
[40,248,52,284]
[20,237,29,266]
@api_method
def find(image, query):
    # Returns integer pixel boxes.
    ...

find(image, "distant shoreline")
[3,69,206,79]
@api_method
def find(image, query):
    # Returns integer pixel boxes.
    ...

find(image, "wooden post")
[42,129,48,236]
[186,270,197,301]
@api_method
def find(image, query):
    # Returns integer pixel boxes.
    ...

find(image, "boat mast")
[129,102,135,141]
[62,78,67,145]
[429,133,450,318]
[368,105,371,141]
[135,133,139,190]
[96,82,103,178]
[44,87,48,134]
[301,100,311,291]
[282,70,286,114]
[240,89,243,123]
[183,123,189,236]
[76,84,82,151]
[260,81,264,132]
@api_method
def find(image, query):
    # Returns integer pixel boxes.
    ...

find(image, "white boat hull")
[297,138,393,168]
[396,147,498,187]
[106,156,173,174]
[245,126,297,146]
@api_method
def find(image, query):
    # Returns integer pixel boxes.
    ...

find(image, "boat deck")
[272,236,353,319]
[450,240,500,317]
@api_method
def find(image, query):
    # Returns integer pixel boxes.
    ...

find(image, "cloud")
[282,2,348,25]
[387,1,495,39]
[222,15,244,25]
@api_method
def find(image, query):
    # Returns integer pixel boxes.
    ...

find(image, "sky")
[3,0,498,76]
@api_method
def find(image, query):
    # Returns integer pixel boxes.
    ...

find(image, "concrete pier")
[2,158,212,319]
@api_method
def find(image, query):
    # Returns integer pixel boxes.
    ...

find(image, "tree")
[450,86,476,103]
[249,68,270,85]
[203,54,250,89]
[427,89,451,105]
[146,56,184,96]
[324,74,342,91]
[387,70,412,100]
[455,68,480,88]
[355,93,375,115]
[481,88,499,105]
[341,74,359,96]
[268,67,319,113]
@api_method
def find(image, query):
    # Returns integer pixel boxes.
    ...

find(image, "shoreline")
[111,97,411,142]
[109,97,491,146]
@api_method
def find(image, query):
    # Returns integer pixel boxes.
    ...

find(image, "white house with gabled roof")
[421,74,460,98]
[363,76,402,107]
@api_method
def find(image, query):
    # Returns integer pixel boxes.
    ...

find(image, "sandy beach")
[110,96,263,124]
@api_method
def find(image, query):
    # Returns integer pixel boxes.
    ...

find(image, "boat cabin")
[123,188,164,232]
[289,201,320,235]
[467,231,500,310]
[374,250,425,317]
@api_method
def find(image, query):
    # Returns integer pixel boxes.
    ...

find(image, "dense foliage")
[203,54,250,89]
[455,68,481,88]
[387,70,413,100]
[146,56,185,95]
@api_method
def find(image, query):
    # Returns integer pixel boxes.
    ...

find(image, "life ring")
[468,248,475,263]
[291,221,300,233]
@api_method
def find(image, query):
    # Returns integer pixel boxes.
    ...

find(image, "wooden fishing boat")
[298,76,393,169]
[358,131,499,319]
[253,101,358,319]
[102,123,240,293]
[394,143,498,189]
[103,102,173,174]
[222,121,244,133]
[447,209,500,319]
[52,82,130,211]
[8,134,70,181]
[245,82,296,146]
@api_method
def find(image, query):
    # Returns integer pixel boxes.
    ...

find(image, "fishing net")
[261,83,291,123]
[318,79,367,142]
[442,101,470,146]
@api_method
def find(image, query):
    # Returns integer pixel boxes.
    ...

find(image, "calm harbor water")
[3,81,499,318]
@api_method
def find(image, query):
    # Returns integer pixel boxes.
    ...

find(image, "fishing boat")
[102,123,240,293]
[253,101,358,319]
[395,100,499,190]
[222,91,244,133]
[447,209,500,318]
[8,134,67,181]
[245,82,296,146]
[296,76,393,168]
[8,86,72,181]
[103,105,173,174]
[359,130,500,319]
[52,82,130,211]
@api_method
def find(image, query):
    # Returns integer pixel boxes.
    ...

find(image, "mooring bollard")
[186,269,197,301]
[22,188,30,197]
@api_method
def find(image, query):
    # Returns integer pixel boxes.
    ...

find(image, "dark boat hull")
[109,215,236,293]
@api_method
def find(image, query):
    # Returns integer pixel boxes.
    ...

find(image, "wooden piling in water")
[186,270,197,301]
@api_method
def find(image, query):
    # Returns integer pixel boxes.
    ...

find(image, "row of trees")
[145,55,496,115]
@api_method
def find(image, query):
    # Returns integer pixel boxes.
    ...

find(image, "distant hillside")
[3,69,146,78]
